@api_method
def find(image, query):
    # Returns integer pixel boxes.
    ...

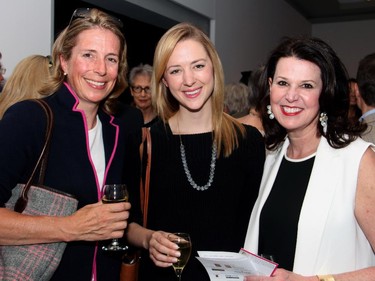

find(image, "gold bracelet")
[317,275,335,281]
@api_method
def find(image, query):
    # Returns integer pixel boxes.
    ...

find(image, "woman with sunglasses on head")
[129,63,159,127]
[0,8,143,281]
[125,22,265,280]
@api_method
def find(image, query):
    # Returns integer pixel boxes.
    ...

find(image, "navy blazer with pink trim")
[0,84,143,280]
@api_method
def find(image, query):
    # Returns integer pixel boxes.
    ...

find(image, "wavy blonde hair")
[152,22,245,157]
[0,55,52,119]
[40,8,127,114]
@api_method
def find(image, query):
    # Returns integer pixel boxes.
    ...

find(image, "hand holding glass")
[168,233,192,281]
[101,184,129,251]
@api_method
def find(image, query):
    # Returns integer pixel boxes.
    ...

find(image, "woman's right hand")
[148,230,180,267]
[64,201,131,242]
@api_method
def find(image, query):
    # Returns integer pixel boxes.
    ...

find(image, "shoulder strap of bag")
[37,100,53,185]
[139,127,151,227]
[14,99,54,213]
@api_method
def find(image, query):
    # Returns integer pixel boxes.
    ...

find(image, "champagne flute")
[101,184,129,251]
[168,233,192,281]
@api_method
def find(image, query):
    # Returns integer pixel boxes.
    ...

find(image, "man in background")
[356,52,375,144]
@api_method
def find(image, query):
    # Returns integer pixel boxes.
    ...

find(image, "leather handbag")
[120,127,152,281]
[0,99,78,281]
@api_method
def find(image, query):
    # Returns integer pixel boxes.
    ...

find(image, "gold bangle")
[317,275,335,281]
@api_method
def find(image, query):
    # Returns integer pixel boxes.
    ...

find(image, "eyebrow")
[80,48,120,57]
[275,76,317,83]
[166,58,207,70]
[192,58,207,63]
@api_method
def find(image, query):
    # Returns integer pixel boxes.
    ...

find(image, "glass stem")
[175,269,182,281]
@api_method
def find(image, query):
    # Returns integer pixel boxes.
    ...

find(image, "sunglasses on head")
[68,7,123,29]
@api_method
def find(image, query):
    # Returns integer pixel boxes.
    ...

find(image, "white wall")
[148,0,311,82]
[312,19,375,78]
[0,0,53,79]
[215,0,310,82]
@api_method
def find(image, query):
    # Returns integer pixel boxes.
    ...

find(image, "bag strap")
[14,99,54,213]
[139,127,151,227]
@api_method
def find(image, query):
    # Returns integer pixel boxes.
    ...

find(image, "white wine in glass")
[168,233,192,281]
[101,184,129,251]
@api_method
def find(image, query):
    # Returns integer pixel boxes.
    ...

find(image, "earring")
[267,105,274,119]
[319,112,328,132]
[63,72,67,76]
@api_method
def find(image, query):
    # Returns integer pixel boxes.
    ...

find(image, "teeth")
[185,89,200,95]
[283,107,301,113]
[87,79,105,86]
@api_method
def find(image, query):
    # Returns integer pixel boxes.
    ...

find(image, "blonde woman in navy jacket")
[0,8,143,281]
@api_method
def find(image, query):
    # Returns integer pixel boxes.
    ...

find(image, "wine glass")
[101,184,129,251]
[168,233,192,281]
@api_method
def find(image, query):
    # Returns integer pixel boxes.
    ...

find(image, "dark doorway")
[54,0,168,68]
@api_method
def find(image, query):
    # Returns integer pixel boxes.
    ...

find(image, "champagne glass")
[101,184,129,251]
[168,233,192,281]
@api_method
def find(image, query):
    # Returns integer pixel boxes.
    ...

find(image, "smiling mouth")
[184,88,200,97]
[282,106,302,114]
[86,79,105,87]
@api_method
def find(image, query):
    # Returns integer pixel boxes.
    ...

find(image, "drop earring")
[319,112,328,133]
[267,105,274,119]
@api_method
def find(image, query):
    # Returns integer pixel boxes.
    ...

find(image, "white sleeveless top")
[244,137,375,275]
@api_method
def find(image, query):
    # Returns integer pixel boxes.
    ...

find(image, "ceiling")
[285,0,375,23]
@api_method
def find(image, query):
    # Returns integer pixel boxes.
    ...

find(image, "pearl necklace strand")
[177,119,217,191]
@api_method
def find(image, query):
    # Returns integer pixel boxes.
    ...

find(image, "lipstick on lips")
[281,105,302,116]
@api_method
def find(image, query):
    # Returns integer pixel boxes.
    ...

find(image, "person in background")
[244,37,375,281]
[223,81,250,118]
[356,53,375,144]
[0,51,5,92]
[237,66,265,135]
[0,54,53,119]
[126,22,265,281]
[0,8,143,281]
[347,78,362,125]
[129,63,158,127]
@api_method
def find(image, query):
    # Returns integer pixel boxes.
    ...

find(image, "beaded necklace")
[177,119,217,191]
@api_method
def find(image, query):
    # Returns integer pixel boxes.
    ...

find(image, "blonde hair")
[152,22,245,157]
[0,55,52,119]
[41,8,127,114]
